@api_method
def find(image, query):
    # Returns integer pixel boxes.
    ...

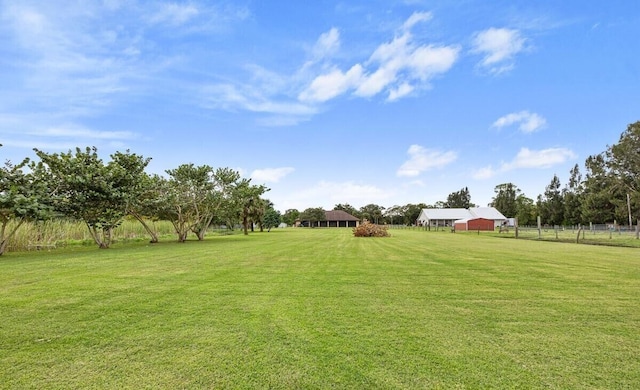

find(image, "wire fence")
[387,223,640,247]
[496,224,640,247]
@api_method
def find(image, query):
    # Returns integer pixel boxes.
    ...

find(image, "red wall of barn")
[467,218,495,231]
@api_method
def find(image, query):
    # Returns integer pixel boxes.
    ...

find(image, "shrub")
[353,222,390,237]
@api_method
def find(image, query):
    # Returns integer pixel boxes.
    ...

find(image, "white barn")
[417,207,507,229]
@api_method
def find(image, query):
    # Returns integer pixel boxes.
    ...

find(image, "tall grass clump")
[6,218,178,251]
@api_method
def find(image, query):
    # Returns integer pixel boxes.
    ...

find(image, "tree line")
[491,121,640,226]
[288,121,640,228]
[0,146,281,255]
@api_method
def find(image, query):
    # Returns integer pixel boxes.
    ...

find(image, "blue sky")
[1,1,638,212]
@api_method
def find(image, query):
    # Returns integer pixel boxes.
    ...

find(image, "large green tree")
[0,154,52,255]
[300,207,326,228]
[445,187,475,208]
[563,164,584,225]
[605,121,640,223]
[489,183,519,217]
[514,194,537,226]
[232,179,269,235]
[581,154,617,223]
[160,164,240,242]
[282,209,300,226]
[359,204,385,224]
[262,206,282,232]
[34,147,150,249]
[538,174,564,226]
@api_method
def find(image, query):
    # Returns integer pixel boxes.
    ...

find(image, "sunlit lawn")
[1,228,639,388]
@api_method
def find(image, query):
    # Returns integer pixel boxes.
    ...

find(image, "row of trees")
[491,121,640,226]
[0,147,281,255]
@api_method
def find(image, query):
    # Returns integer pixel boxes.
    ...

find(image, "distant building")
[298,210,360,228]
[416,207,507,230]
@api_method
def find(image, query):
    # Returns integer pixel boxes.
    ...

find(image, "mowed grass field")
[1,229,639,389]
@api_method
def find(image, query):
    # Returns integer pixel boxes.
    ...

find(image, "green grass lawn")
[1,229,639,389]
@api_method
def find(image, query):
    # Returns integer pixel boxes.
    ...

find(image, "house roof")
[325,210,359,221]
[419,207,506,221]
[469,207,507,220]
[420,208,471,221]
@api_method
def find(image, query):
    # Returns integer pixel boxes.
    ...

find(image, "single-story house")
[417,207,507,230]
[454,217,495,231]
[298,210,360,228]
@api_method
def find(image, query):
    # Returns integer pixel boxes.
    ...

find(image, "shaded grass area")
[1,229,639,388]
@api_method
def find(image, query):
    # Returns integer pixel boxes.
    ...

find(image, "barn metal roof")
[419,207,506,221]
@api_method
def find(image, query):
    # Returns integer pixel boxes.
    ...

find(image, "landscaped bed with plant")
[1,228,639,388]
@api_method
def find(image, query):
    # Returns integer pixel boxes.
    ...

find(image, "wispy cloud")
[201,11,458,125]
[473,147,576,179]
[148,3,200,26]
[300,12,460,103]
[471,27,526,74]
[251,167,295,183]
[492,111,547,133]
[397,144,458,177]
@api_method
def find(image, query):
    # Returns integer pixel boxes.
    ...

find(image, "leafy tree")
[233,179,269,235]
[538,174,564,226]
[0,154,52,255]
[263,207,282,232]
[282,209,300,226]
[384,205,403,225]
[445,187,475,208]
[563,164,584,225]
[34,147,150,249]
[359,204,385,224]
[300,207,326,228]
[126,174,165,243]
[160,164,240,242]
[333,203,361,218]
[489,183,519,217]
[514,193,536,226]
[581,154,617,223]
[434,200,447,209]
[605,121,640,223]
[387,203,428,225]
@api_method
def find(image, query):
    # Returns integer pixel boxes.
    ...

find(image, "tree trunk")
[0,239,8,256]
[0,219,24,255]
[243,216,249,235]
[130,212,158,243]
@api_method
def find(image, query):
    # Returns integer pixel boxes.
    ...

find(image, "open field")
[1,229,639,388]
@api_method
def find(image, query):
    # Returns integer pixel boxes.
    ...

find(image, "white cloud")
[149,3,199,26]
[388,82,414,101]
[492,111,547,133]
[505,147,576,170]
[471,27,526,74]
[313,27,340,59]
[300,13,459,103]
[203,83,317,118]
[473,147,577,180]
[402,11,433,31]
[298,65,364,103]
[397,145,458,177]
[251,167,295,183]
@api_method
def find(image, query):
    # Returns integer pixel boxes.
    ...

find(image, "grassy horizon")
[1,229,639,388]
